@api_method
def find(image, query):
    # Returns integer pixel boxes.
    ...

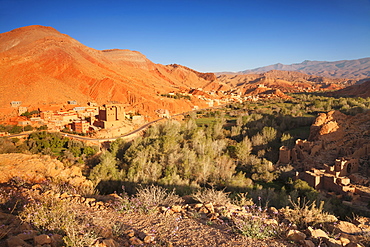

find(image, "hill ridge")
[234,57,370,79]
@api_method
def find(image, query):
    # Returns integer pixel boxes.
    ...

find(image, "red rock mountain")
[0,25,225,118]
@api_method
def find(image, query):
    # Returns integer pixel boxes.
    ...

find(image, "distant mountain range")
[230,58,370,79]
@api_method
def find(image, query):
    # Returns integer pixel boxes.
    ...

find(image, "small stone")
[101,238,121,247]
[323,237,342,247]
[198,207,209,214]
[204,202,214,213]
[143,234,155,243]
[124,229,135,237]
[159,206,168,213]
[60,192,69,199]
[34,234,52,245]
[171,205,183,213]
[95,201,105,208]
[345,243,363,247]
[339,236,351,246]
[84,197,96,205]
[207,212,219,220]
[308,226,329,239]
[268,206,279,215]
[31,184,42,190]
[129,236,143,245]
[287,229,306,242]
[264,218,278,225]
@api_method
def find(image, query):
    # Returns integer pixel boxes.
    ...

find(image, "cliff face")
[0,25,222,118]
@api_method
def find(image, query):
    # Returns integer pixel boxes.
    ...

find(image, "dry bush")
[232,192,254,207]
[282,197,337,229]
[19,196,97,247]
[192,187,230,205]
[134,184,184,209]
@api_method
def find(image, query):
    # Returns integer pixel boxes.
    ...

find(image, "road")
[5,117,166,142]
[5,104,228,142]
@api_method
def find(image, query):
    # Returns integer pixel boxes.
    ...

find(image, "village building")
[95,104,125,128]
[18,106,28,116]
[10,101,22,107]
[72,120,90,133]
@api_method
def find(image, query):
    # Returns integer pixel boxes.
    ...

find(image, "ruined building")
[277,110,370,203]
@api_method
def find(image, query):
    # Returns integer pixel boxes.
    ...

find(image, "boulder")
[334,221,362,235]
[6,235,32,247]
[16,230,38,241]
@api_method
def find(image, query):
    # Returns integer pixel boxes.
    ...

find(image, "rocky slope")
[330,80,370,98]
[0,153,91,187]
[218,70,355,95]
[234,57,370,79]
[0,25,226,119]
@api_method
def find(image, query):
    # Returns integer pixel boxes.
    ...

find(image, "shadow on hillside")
[96,180,198,197]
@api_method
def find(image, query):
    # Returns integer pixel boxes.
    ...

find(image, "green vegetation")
[20,110,40,118]
[0,124,24,134]
[86,93,370,218]
[1,93,370,221]
[160,93,191,100]
[0,131,99,165]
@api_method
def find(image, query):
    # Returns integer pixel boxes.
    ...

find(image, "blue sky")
[1,0,369,72]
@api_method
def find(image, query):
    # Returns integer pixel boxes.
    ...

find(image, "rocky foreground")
[0,184,369,247]
[0,154,368,247]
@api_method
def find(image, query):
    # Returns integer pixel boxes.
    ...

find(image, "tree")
[89,151,122,185]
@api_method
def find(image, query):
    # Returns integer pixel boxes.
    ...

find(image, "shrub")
[192,187,230,205]
[19,196,97,246]
[281,197,337,229]
[232,203,286,239]
[134,184,184,209]
[233,215,278,239]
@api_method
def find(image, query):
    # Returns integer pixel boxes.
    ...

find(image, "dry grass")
[19,196,98,247]
[282,197,337,229]
[192,187,231,205]
[134,184,184,208]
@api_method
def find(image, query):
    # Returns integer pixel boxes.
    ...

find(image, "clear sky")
[1,0,369,72]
